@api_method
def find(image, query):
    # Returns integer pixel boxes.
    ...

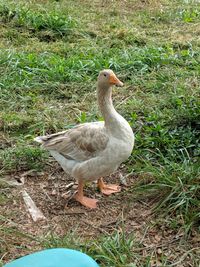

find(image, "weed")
[0,215,38,261]
[135,151,200,233]
[42,231,83,250]
[0,4,76,36]
[42,230,137,267]
[88,231,136,267]
[0,145,47,173]
[149,5,200,24]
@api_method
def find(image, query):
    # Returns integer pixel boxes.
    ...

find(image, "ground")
[1,165,199,266]
[0,0,200,266]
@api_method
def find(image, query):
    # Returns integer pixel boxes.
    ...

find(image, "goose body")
[35,70,134,208]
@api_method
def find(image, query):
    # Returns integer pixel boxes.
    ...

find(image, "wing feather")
[37,122,108,161]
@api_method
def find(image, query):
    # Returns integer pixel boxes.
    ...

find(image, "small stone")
[51,190,57,195]
[157,248,162,255]
[155,234,161,242]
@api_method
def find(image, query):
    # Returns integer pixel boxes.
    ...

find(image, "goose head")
[97,69,123,90]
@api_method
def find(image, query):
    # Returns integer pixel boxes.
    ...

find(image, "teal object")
[4,248,99,267]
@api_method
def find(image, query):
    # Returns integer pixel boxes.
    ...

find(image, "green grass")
[43,230,137,267]
[87,231,137,267]
[39,228,200,266]
[0,146,47,172]
[0,4,76,37]
[135,152,200,232]
[0,0,200,265]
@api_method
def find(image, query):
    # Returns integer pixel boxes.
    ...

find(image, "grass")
[136,152,200,233]
[43,230,137,267]
[34,228,200,266]
[0,4,76,37]
[0,0,200,266]
[1,146,47,172]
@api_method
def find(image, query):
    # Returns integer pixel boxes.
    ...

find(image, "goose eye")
[103,73,107,77]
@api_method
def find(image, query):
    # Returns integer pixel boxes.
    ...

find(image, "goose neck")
[97,85,118,127]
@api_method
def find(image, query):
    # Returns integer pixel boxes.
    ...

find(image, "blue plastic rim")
[4,248,99,267]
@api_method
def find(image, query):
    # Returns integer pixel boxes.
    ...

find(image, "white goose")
[35,70,134,209]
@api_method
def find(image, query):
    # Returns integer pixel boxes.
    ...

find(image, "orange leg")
[98,178,121,195]
[74,180,98,209]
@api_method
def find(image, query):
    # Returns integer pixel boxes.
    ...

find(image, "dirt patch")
[1,166,146,234]
[1,165,200,266]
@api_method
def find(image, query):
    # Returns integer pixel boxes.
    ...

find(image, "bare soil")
[1,164,199,266]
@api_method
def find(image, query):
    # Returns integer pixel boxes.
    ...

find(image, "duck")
[34,69,134,209]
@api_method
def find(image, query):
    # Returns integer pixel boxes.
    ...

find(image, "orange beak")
[109,73,123,87]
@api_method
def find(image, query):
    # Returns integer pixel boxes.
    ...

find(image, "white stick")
[22,190,46,222]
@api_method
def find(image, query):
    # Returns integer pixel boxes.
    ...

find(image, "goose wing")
[35,122,109,161]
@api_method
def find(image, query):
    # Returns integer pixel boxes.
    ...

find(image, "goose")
[34,70,134,209]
